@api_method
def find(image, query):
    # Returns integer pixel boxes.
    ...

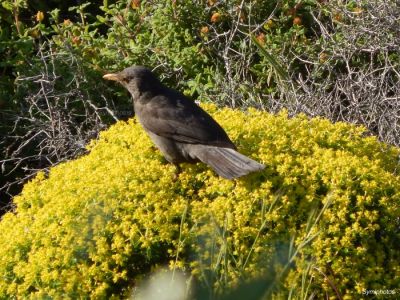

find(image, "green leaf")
[1,1,13,11]
[251,34,289,82]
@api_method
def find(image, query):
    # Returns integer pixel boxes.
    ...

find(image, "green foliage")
[0,105,399,298]
[1,0,399,112]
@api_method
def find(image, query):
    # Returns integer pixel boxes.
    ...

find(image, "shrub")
[0,105,399,299]
[2,0,400,214]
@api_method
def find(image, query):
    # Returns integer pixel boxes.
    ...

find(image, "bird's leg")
[173,164,181,181]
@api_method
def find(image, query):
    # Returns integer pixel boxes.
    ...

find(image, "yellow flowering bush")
[0,104,399,298]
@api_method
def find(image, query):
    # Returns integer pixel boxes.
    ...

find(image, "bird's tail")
[190,145,265,179]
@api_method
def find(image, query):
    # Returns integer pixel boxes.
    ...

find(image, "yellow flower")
[63,19,72,26]
[36,11,44,22]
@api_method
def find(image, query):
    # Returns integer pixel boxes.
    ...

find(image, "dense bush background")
[0,105,399,298]
[1,0,400,211]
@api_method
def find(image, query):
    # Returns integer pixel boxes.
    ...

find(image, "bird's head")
[103,66,162,98]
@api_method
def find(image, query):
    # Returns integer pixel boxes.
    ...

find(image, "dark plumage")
[103,66,265,179]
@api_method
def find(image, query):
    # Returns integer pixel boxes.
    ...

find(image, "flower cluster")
[0,104,399,298]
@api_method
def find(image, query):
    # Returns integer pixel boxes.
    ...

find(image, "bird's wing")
[136,92,236,148]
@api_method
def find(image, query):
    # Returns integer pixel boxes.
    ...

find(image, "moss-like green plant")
[0,105,399,299]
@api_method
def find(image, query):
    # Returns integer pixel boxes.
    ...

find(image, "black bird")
[103,66,265,179]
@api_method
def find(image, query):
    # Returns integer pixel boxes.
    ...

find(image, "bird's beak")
[103,73,121,82]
